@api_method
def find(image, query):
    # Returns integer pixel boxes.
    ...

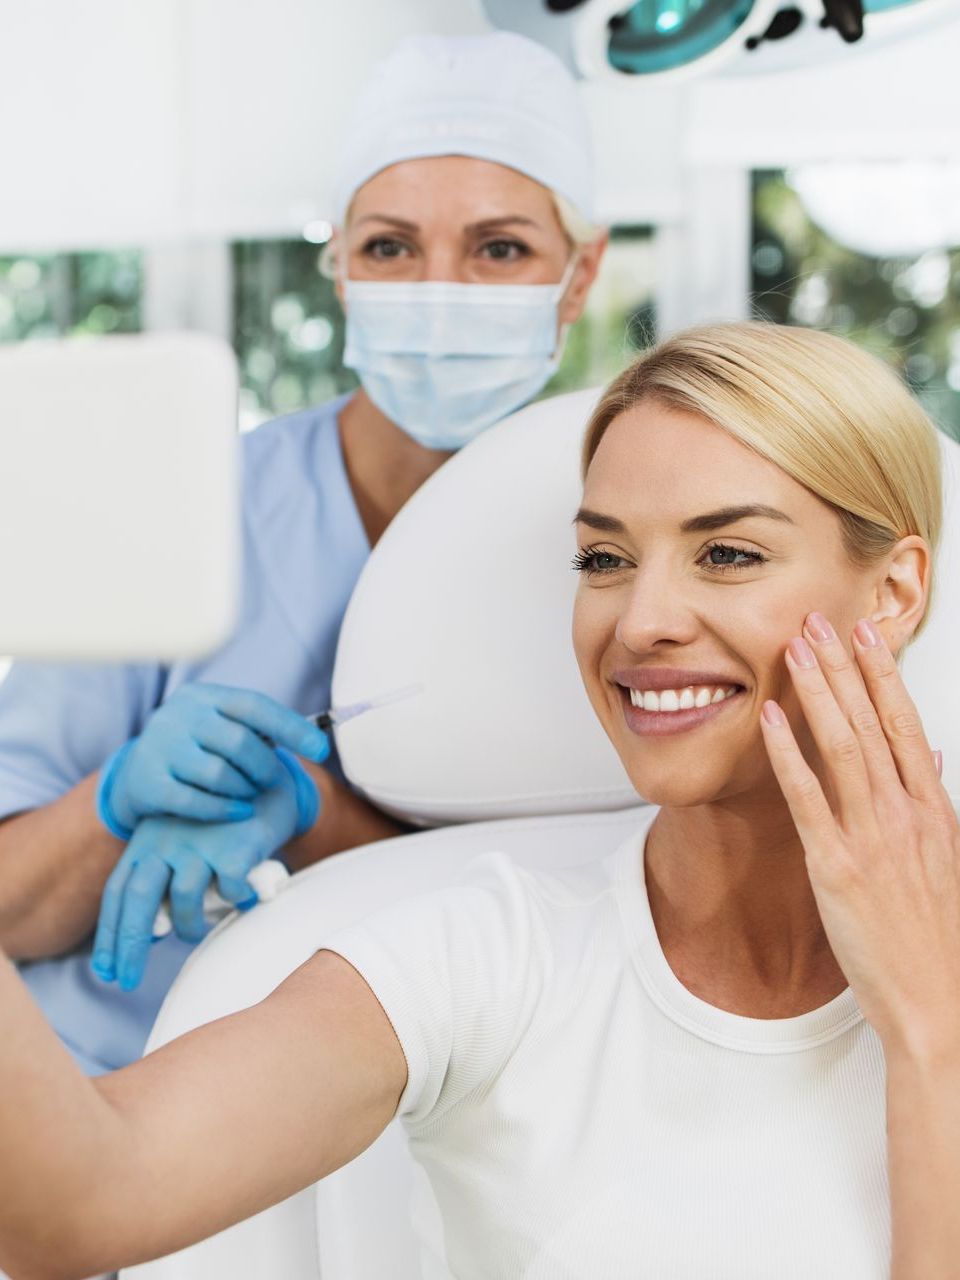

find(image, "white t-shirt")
[327,806,890,1279]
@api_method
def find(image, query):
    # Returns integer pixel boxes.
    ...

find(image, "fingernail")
[308,732,329,763]
[762,700,786,727]
[229,802,255,821]
[788,637,816,668]
[118,970,139,992]
[854,618,882,648]
[92,954,115,981]
[237,895,259,912]
[933,749,943,778]
[805,611,835,643]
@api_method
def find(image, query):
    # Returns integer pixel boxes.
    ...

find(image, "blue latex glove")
[96,682,329,838]
[91,747,320,991]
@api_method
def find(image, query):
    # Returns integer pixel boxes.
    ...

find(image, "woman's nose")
[420,248,465,282]
[614,574,700,653]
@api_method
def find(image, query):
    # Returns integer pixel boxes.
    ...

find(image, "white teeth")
[629,684,741,712]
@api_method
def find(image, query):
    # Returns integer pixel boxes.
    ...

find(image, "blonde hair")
[319,185,601,278]
[582,322,943,643]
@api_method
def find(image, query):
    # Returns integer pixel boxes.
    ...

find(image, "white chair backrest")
[124,392,960,1280]
[331,387,639,824]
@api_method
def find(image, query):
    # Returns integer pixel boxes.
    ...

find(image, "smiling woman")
[573,322,942,811]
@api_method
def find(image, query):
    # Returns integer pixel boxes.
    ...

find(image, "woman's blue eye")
[571,548,624,575]
[572,543,766,577]
[700,543,766,573]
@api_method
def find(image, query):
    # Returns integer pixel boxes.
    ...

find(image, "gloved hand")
[96,682,329,838]
[91,747,320,991]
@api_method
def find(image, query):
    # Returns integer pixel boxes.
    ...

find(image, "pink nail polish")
[788,637,816,668]
[806,612,835,643]
[854,618,881,648]
[762,700,786,727]
[933,749,943,779]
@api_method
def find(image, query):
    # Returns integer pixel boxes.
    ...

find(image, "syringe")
[307,682,423,734]
[151,682,423,939]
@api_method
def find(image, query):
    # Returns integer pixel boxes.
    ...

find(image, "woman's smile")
[610,665,749,737]
[618,681,748,737]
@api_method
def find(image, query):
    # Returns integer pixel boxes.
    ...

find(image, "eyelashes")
[571,542,768,577]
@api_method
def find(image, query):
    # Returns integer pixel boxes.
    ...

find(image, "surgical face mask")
[341,256,578,451]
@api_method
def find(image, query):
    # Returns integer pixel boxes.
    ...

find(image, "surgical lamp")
[479,0,958,79]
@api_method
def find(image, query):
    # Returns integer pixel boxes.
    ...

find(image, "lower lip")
[620,688,747,737]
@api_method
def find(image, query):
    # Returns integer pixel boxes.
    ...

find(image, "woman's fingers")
[800,611,903,801]
[759,699,838,847]
[115,857,173,990]
[91,851,137,982]
[783,632,876,828]
[849,617,943,804]
[194,714,284,790]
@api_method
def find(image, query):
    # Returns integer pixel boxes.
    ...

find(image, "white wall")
[2,0,959,254]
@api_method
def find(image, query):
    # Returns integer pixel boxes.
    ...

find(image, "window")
[751,169,960,442]
[0,251,142,343]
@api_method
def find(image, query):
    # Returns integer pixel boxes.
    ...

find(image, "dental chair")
[122,389,960,1280]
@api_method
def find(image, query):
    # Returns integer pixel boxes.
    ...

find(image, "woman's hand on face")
[760,611,960,1063]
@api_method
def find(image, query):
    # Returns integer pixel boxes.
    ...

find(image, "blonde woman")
[1,323,957,1280]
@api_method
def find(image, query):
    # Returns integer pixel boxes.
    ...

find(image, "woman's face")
[336,155,602,326]
[572,400,904,810]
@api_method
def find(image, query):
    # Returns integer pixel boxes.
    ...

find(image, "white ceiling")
[2,0,958,252]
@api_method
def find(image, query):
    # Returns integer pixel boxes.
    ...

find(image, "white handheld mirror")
[0,333,239,661]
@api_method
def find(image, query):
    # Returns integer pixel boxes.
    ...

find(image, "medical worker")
[0,31,607,1075]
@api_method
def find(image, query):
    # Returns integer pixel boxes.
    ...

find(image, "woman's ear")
[871,535,930,654]
[558,231,609,327]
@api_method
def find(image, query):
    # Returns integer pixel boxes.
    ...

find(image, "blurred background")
[2,0,959,437]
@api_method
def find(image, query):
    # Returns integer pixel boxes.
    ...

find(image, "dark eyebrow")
[572,504,795,534]
[351,214,419,231]
[679,504,796,533]
[350,214,540,235]
[465,216,540,234]
[573,508,627,534]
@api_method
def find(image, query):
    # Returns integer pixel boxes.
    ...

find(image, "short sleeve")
[322,851,546,1130]
[0,660,165,818]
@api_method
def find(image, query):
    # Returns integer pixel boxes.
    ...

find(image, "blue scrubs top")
[0,395,369,1074]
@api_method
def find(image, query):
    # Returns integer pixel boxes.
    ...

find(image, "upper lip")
[611,668,746,692]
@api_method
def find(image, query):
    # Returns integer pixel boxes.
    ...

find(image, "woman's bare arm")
[0,775,125,959]
[0,947,405,1280]
[886,1038,960,1279]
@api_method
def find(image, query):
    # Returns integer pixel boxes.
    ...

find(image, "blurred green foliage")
[751,170,960,441]
[233,239,356,429]
[0,251,141,342]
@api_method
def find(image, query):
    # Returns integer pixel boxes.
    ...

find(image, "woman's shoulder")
[237,394,365,556]
[240,395,351,486]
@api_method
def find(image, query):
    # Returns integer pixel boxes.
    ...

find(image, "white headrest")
[332,388,637,824]
[333,390,960,824]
